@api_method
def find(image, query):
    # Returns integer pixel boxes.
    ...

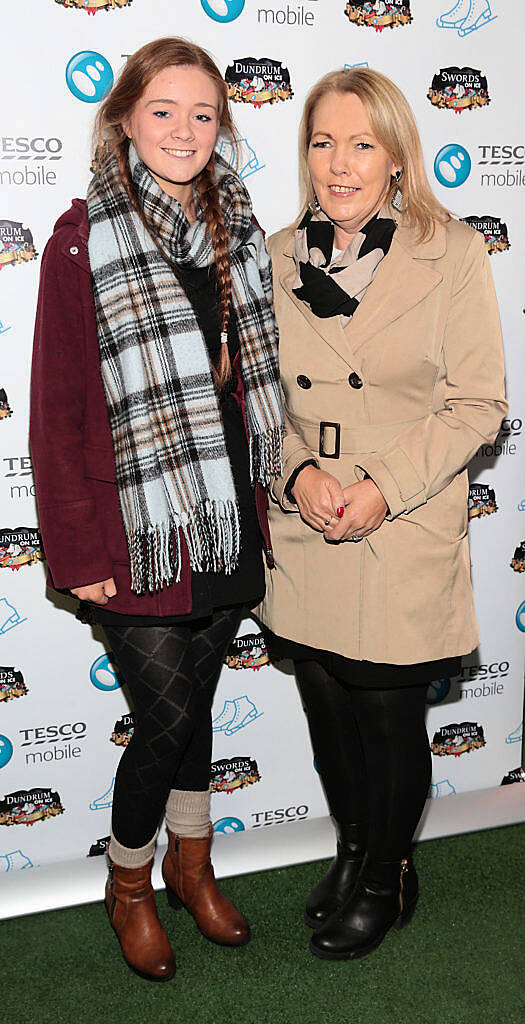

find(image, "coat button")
[297,374,312,390]
[69,246,79,255]
[348,372,363,389]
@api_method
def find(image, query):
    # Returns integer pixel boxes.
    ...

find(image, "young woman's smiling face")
[308,90,399,248]
[124,65,220,204]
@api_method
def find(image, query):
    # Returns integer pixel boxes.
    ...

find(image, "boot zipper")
[399,858,408,914]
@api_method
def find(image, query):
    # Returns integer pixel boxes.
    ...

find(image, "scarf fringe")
[128,500,241,596]
[250,426,284,487]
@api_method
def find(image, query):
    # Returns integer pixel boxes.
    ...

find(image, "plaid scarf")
[86,146,283,595]
[293,205,396,326]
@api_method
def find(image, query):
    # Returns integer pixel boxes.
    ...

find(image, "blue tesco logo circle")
[434,144,471,188]
[426,677,451,706]
[90,653,122,691]
[201,0,245,22]
[213,816,245,835]
[0,734,13,769]
[66,52,114,104]
[516,601,525,632]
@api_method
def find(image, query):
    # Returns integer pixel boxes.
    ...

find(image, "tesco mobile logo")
[201,0,245,22]
[66,52,114,103]
[0,733,13,769]
[213,816,245,834]
[516,601,525,633]
[90,653,122,692]
[434,143,471,187]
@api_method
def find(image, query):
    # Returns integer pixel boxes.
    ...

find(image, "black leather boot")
[305,821,367,928]
[310,855,418,960]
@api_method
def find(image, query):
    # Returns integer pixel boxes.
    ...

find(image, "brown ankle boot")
[105,859,176,981]
[162,828,250,947]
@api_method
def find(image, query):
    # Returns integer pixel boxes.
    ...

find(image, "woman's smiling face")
[124,65,220,199]
[307,90,399,246]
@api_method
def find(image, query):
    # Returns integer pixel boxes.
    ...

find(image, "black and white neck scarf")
[292,205,396,324]
[86,146,283,595]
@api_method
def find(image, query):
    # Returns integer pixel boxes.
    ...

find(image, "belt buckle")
[319,421,340,459]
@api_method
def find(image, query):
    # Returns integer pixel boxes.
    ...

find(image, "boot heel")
[166,886,184,911]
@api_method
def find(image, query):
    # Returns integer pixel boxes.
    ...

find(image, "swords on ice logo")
[109,712,134,747]
[87,835,110,857]
[510,542,525,574]
[0,221,37,271]
[225,58,293,107]
[468,483,497,520]
[0,528,44,571]
[224,632,269,671]
[210,756,261,794]
[427,67,489,114]
[501,766,525,785]
[436,0,497,37]
[0,788,64,827]
[461,216,510,254]
[344,1,413,32]
[0,667,27,703]
[430,722,486,757]
[0,389,12,421]
[55,0,132,11]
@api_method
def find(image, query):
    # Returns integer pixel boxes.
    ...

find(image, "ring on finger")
[351,533,362,542]
[324,519,331,527]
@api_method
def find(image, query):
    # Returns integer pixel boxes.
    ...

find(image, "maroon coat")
[30,200,273,616]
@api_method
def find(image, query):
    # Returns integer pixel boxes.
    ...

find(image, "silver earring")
[308,192,321,213]
[391,169,403,211]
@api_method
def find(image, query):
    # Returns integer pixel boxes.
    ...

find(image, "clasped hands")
[291,465,387,541]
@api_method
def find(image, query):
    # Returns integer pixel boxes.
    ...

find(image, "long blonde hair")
[93,37,238,387]
[298,67,449,241]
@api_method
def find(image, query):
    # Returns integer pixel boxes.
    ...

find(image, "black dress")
[90,264,265,627]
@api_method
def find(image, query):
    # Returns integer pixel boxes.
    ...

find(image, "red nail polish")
[337,506,344,518]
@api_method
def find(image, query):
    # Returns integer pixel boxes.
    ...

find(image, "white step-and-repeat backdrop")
[0,1,523,883]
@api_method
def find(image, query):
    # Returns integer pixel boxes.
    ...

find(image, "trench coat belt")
[286,410,422,457]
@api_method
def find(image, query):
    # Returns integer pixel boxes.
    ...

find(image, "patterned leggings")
[104,608,241,849]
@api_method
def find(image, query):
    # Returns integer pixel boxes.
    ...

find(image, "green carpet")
[2,825,524,1024]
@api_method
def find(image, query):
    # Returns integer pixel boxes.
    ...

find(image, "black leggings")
[104,608,241,849]
[295,659,431,860]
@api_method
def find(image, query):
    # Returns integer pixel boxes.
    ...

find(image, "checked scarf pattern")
[87,146,283,595]
[293,204,396,326]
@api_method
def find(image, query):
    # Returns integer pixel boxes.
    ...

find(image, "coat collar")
[279,218,446,368]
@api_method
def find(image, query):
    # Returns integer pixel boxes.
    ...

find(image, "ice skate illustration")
[0,597,27,635]
[212,696,263,735]
[430,779,456,798]
[89,777,115,811]
[217,137,265,180]
[0,849,33,871]
[0,320,11,335]
[505,720,523,744]
[437,0,496,34]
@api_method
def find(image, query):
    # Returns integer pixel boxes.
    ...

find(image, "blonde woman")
[258,68,506,960]
[30,38,282,980]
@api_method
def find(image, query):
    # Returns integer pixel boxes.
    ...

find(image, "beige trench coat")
[256,217,507,664]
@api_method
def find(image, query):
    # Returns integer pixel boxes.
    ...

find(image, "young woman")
[30,38,283,981]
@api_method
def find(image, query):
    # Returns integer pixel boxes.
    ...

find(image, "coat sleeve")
[29,234,114,589]
[354,229,508,519]
[270,407,318,511]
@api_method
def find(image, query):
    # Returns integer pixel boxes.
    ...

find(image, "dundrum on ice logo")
[110,712,134,747]
[225,59,293,107]
[0,788,64,827]
[344,1,413,32]
[468,483,497,521]
[225,632,269,671]
[0,389,12,421]
[0,221,37,271]
[428,67,489,114]
[55,0,132,11]
[0,528,44,571]
[210,756,261,794]
[461,215,510,254]
[431,722,485,757]
[510,541,525,574]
